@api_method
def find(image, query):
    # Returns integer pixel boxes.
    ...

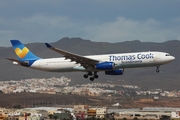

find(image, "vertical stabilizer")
[10,40,40,61]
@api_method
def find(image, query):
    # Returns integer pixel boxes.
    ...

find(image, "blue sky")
[1,0,180,46]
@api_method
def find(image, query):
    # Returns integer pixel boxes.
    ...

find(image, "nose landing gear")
[156,66,160,73]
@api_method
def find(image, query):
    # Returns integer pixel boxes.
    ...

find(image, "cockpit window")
[165,54,170,56]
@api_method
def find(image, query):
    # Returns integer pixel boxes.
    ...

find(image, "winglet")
[45,43,52,48]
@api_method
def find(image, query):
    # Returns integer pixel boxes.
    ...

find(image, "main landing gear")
[156,66,160,73]
[83,72,99,81]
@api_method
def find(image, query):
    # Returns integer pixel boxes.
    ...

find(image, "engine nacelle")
[95,62,115,70]
[105,69,124,75]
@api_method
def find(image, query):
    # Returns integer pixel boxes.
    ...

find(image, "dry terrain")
[0,93,180,108]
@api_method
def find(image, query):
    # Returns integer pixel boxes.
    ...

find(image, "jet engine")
[95,62,115,70]
[105,69,124,75]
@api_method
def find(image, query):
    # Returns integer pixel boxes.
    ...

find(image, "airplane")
[7,40,175,81]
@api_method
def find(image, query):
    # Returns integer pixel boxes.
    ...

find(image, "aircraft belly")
[31,60,78,72]
[120,61,157,68]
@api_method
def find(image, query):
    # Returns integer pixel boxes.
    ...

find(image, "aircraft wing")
[45,43,99,68]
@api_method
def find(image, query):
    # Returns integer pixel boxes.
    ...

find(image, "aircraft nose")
[169,56,175,61]
[171,56,175,60]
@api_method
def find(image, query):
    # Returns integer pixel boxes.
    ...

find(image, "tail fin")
[10,40,40,61]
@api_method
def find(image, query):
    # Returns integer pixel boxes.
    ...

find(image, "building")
[171,111,180,119]
[113,107,180,120]
[87,109,96,118]
[96,108,107,118]
[73,105,88,119]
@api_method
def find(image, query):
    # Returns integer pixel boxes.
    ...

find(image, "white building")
[171,111,180,119]
[96,108,107,118]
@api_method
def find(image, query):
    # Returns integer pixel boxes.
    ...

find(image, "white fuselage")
[29,51,175,72]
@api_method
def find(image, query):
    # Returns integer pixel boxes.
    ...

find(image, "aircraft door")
[154,53,161,62]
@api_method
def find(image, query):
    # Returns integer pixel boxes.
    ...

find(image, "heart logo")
[15,47,29,58]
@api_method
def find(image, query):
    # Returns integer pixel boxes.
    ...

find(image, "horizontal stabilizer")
[6,58,29,66]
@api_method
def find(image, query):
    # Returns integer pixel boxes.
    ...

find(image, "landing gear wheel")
[90,77,94,81]
[94,74,99,79]
[84,71,99,81]
[88,72,93,76]
[156,69,159,73]
[156,66,160,73]
[84,74,88,78]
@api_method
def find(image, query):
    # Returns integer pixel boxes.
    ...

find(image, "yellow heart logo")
[15,47,29,58]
